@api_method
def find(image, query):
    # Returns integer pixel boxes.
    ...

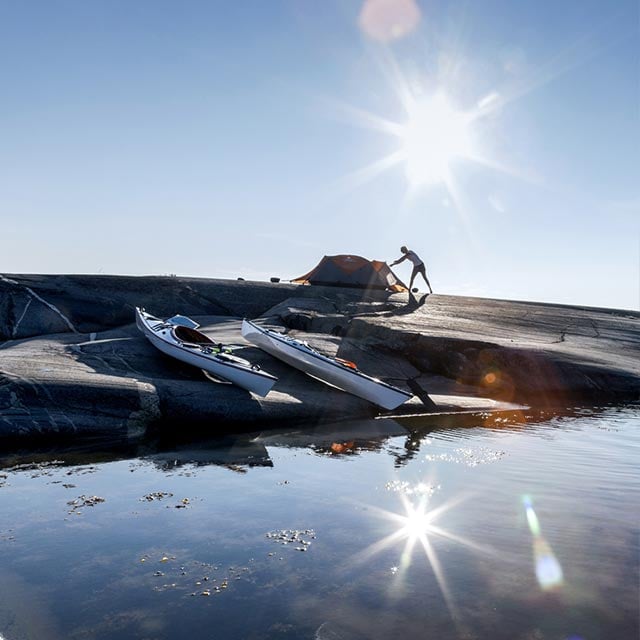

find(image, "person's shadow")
[384,292,429,316]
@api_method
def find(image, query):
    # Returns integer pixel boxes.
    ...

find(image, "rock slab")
[0,274,638,443]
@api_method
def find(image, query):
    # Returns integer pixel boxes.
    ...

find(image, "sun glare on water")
[348,490,488,625]
[399,498,436,539]
[401,93,473,187]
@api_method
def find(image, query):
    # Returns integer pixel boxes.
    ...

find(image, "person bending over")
[390,246,433,294]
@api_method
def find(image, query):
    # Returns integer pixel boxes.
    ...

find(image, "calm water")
[0,406,638,640]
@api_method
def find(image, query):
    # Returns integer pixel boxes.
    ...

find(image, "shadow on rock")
[382,292,429,317]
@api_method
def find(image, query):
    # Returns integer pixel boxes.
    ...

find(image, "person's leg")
[418,265,432,293]
[409,266,418,292]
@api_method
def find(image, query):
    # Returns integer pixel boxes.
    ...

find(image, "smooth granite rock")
[0,274,638,443]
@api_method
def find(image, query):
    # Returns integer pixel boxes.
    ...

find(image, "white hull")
[241,319,412,410]
[136,308,276,397]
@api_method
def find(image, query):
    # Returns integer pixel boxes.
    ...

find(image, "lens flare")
[483,372,497,385]
[358,0,422,43]
[522,495,564,590]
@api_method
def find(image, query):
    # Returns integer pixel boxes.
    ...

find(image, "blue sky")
[1,0,638,309]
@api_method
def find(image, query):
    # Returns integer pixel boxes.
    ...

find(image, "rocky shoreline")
[1,273,638,443]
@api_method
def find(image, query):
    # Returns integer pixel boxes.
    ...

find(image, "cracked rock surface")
[0,274,638,443]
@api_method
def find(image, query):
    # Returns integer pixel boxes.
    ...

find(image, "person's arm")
[390,255,407,266]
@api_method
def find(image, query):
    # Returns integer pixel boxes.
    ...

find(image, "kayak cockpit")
[172,325,214,345]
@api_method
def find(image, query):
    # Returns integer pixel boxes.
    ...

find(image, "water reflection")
[145,439,272,472]
[0,405,637,639]
[0,406,615,475]
[254,406,595,467]
[0,435,273,474]
[254,416,408,455]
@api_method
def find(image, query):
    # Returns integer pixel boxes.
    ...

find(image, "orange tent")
[292,255,407,292]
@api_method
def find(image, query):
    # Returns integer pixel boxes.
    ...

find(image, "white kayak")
[136,308,277,397]
[241,319,412,410]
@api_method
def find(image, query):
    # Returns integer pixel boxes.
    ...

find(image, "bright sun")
[400,93,472,186]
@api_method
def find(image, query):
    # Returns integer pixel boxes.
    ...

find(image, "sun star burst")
[400,93,473,186]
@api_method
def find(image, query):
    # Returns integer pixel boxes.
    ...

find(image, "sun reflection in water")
[398,496,436,540]
[352,488,493,624]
